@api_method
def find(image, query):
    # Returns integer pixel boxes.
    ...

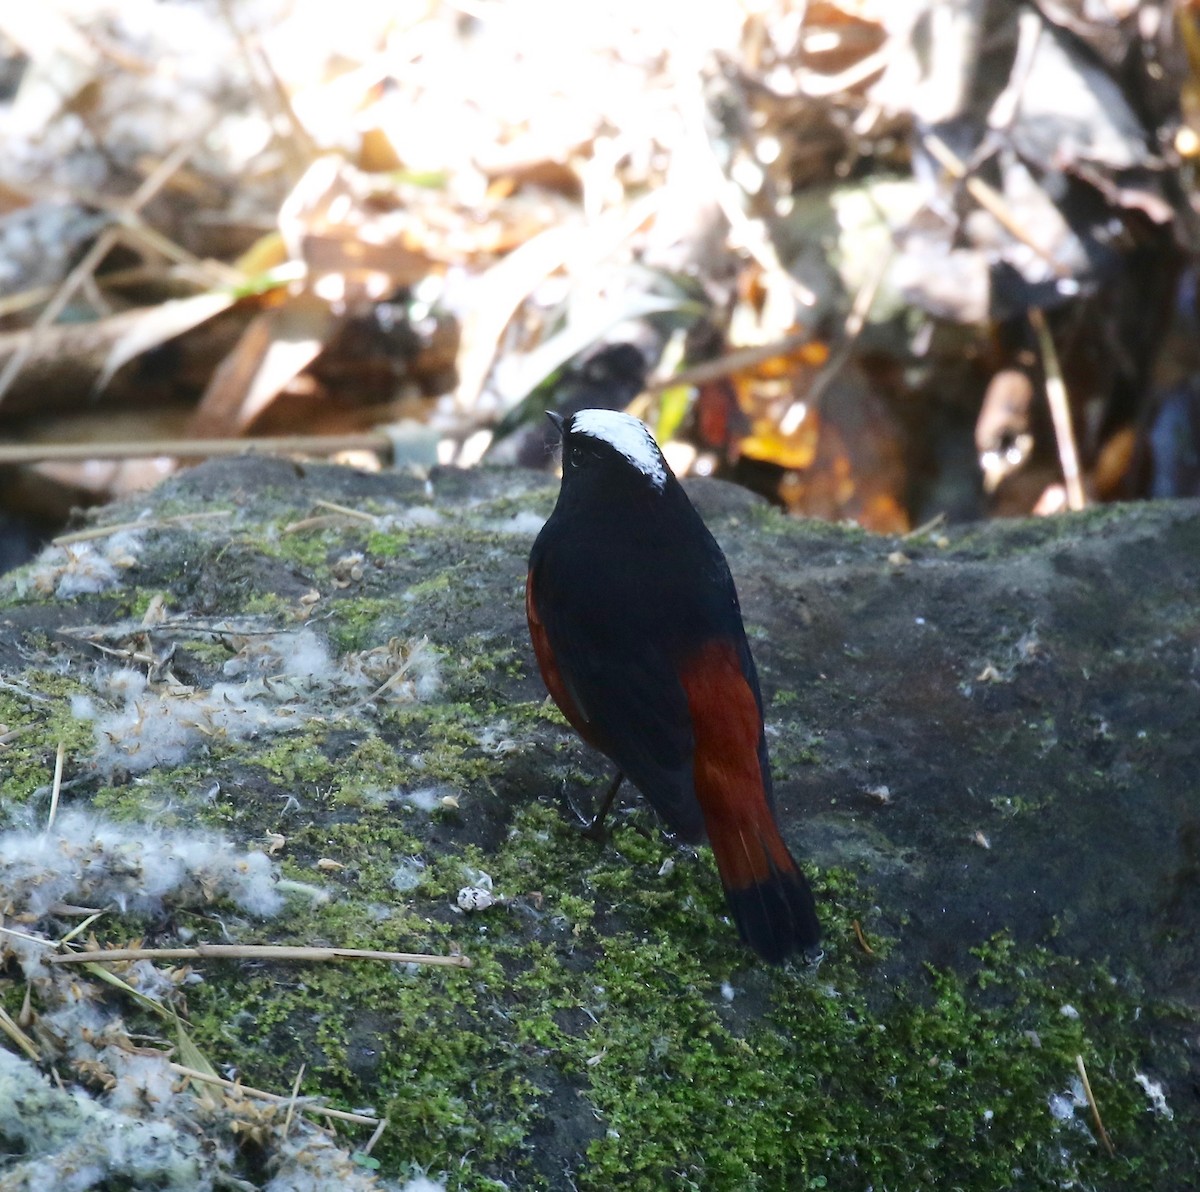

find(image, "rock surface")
[1,456,1197,1190]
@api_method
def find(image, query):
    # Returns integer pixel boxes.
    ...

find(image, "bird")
[526,408,821,963]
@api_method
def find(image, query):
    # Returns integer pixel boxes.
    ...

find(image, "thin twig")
[313,499,380,523]
[48,943,472,968]
[168,1061,380,1126]
[283,500,380,534]
[1075,1054,1116,1156]
[0,262,226,319]
[45,903,104,917]
[1029,307,1086,511]
[281,515,356,534]
[922,132,1068,277]
[56,616,280,643]
[0,433,390,466]
[0,225,118,404]
[681,73,815,312]
[218,0,316,171]
[0,723,39,747]
[796,46,890,98]
[644,329,814,396]
[115,217,237,282]
[71,642,155,665]
[902,512,947,541]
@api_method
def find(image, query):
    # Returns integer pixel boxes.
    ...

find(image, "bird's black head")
[549,408,672,498]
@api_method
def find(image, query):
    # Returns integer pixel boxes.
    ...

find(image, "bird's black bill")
[546,411,565,435]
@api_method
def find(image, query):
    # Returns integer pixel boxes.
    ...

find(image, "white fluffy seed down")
[73,629,441,777]
[0,810,285,926]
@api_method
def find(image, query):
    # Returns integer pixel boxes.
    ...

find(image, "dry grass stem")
[312,499,379,523]
[362,1114,390,1156]
[283,1062,306,1137]
[0,138,202,405]
[0,723,39,747]
[0,923,56,948]
[1030,307,1086,511]
[53,510,232,546]
[47,742,66,830]
[49,943,473,968]
[851,919,876,956]
[168,1061,381,1127]
[0,1004,41,1062]
[1075,1054,1116,1156]
[902,512,948,540]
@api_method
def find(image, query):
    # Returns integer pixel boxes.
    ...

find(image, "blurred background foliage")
[2,0,1199,568]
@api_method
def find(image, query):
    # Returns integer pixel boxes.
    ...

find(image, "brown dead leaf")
[96,292,236,394]
[187,292,338,438]
[740,416,821,472]
[765,365,909,532]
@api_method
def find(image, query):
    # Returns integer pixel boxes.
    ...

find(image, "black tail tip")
[725,871,821,965]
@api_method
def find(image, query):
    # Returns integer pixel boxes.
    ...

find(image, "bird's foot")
[560,789,594,830]
[579,815,610,845]
[563,791,610,843]
[561,772,623,844]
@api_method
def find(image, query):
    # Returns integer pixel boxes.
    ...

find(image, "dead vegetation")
[0,0,1197,558]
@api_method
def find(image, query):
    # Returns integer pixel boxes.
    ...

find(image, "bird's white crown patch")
[571,409,667,490]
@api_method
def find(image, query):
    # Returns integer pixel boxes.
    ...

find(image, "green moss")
[89,782,159,819]
[242,591,295,618]
[365,528,411,558]
[255,522,336,569]
[375,704,504,791]
[947,502,1135,559]
[403,571,453,602]
[341,735,414,790]
[575,933,1188,1191]
[768,729,822,780]
[255,735,338,787]
[325,596,399,653]
[439,637,524,707]
[284,819,427,898]
[120,588,174,620]
[0,671,97,803]
[113,785,1193,1191]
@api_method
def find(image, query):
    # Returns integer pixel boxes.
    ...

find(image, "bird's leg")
[581,771,624,842]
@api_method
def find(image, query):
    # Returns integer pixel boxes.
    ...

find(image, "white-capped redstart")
[526,408,820,963]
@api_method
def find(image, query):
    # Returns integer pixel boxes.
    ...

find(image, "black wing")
[529,547,705,842]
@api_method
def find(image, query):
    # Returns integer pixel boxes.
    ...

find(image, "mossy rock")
[1,457,1196,1189]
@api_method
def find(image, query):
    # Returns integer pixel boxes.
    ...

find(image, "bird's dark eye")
[569,445,584,468]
